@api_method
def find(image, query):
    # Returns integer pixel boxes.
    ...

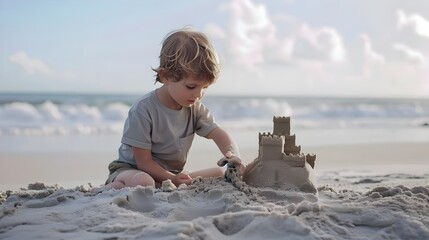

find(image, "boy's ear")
[158,69,171,83]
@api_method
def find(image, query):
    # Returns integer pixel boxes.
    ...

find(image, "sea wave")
[0,101,129,135]
[1,94,429,136]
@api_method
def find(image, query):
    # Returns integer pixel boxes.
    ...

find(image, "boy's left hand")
[173,172,192,186]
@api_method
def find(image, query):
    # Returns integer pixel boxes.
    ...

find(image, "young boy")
[104,29,243,189]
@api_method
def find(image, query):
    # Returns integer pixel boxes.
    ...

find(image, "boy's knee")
[132,172,155,187]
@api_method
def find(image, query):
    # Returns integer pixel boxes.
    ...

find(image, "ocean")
[1,92,429,136]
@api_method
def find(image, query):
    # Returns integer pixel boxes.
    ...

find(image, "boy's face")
[164,75,211,109]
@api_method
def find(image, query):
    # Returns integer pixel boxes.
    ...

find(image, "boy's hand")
[172,172,192,186]
[217,153,245,182]
[217,152,245,175]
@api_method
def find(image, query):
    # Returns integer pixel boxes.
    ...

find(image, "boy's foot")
[90,185,112,194]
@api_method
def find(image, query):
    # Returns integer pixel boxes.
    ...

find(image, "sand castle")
[242,116,317,193]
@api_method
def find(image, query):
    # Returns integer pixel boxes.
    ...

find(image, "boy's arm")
[206,127,241,158]
[206,127,245,173]
[132,147,192,185]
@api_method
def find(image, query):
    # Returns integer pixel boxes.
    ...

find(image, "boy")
[105,29,243,189]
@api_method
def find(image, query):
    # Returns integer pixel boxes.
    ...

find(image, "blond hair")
[153,29,220,84]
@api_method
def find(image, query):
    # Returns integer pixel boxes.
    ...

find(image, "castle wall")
[258,132,273,145]
[282,154,306,167]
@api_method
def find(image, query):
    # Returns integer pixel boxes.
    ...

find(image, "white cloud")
[207,0,429,97]
[358,34,386,79]
[392,43,426,66]
[217,0,346,69]
[9,51,53,76]
[8,51,79,82]
[220,0,277,68]
[397,9,429,38]
[361,34,385,65]
[293,24,346,62]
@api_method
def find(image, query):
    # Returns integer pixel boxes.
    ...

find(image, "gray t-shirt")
[117,90,218,172]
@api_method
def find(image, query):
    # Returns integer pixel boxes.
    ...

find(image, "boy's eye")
[186,85,196,89]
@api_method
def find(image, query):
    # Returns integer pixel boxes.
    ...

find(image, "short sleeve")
[121,104,152,149]
[194,102,219,137]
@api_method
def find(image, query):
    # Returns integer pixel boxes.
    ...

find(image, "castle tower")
[273,116,290,136]
[242,116,318,194]
[258,132,273,145]
[259,135,285,160]
[283,134,301,155]
[306,154,316,169]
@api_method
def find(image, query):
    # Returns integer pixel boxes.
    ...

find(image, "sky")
[1,0,429,98]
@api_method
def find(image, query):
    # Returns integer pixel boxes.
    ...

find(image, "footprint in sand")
[113,187,158,212]
[24,195,68,208]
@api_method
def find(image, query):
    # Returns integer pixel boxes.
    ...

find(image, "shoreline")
[1,141,428,192]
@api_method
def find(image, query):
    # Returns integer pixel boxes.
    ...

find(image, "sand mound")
[1,178,428,239]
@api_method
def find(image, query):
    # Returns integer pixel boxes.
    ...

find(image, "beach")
[1,128,428,191]
[1,94,429,239]
[1,127,429,239]
[3,0,429,237]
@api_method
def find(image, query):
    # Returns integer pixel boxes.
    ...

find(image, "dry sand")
[305,142,429,174]
[1,170,428,239]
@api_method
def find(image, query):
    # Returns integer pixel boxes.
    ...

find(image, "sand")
[1,172,428,239]
[1,141,428,191]
[1,132,429,239]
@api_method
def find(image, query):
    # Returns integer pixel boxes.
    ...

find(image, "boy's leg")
[113,169,156,188]
[104,181,126,190]
[190,167,224,179]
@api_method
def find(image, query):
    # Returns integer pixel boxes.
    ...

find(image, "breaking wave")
[1,93,429,135]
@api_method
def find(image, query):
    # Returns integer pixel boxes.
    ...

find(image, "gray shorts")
[105,161,187,185]
[105,161,137,184]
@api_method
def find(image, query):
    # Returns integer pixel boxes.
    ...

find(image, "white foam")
[1,95,429,136]
[0,101,129,136]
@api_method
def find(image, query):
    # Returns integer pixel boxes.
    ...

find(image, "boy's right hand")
[217,154,245,182]
[217,154,245,173]
[172,172,192,186]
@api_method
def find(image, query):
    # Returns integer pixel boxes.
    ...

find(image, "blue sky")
[1,0,429,98]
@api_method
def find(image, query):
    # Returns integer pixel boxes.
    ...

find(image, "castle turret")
[306,154,316,169]
[273,116,290,136]
[284,134,301,155]
[259,135,285,160]
[258,132,273,145]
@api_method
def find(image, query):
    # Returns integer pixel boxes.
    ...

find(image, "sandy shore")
[305,142,429,170]
[1,157,428,239]
[1,133,429,239]
[1,141,428,191]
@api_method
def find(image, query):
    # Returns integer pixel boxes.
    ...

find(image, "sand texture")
[1,126,429,239]
[1,175,429,239]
